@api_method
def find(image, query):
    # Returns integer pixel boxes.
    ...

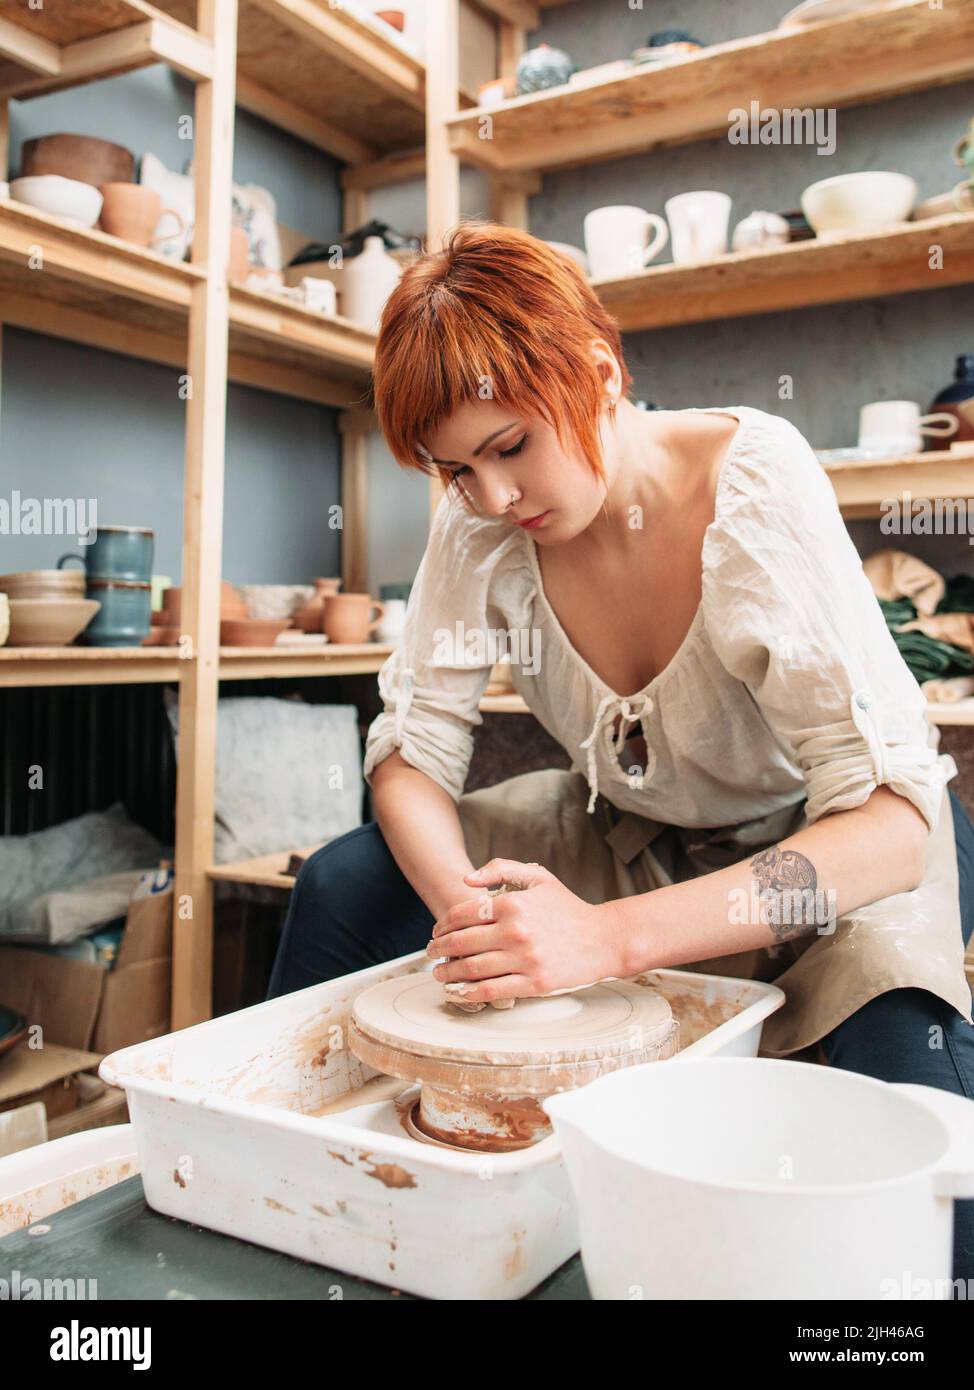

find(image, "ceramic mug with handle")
[100,183,186,250]
[664,190,732,264]
[323,593,386,644]
[859,400,959,455]
[583,205,669,281]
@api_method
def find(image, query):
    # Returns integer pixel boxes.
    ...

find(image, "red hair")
[371,220,633,510]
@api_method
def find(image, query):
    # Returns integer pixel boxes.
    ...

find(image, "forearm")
[369,751,476,919]
[607,786,930,976]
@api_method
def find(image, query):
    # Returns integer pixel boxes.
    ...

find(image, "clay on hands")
[443,880,524,1013]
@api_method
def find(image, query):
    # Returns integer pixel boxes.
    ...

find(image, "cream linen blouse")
[363,405,956,835]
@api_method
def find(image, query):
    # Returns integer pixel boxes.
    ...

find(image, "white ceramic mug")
[583,205,669,281]
[858,400,959,455]
[374,598,406,643]
[664,190,732,264]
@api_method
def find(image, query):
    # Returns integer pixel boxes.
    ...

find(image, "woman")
[268,222,974,1283]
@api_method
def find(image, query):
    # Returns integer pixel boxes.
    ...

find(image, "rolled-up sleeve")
[363,490,502,803]
[702,414,955,833]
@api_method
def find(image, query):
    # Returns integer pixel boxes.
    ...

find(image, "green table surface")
[0,1175,590,1300]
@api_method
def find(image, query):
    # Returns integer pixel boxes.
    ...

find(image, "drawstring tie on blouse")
[578,693,655,814]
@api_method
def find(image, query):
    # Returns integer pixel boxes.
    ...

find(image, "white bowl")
[801,171,917,236]
[10,175,103,228]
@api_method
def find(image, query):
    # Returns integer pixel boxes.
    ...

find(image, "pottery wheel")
[349,974,679,1152]
[347,978,675,1095]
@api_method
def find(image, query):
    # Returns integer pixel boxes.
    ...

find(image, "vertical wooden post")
[339,416,368,595]
[425,0,460,527]
[425,0,460,252]
[172,0,237,1028]
[0,100,8,415]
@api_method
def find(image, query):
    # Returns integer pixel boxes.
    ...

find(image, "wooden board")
[0,0,211,98]
[447,0,974,173]
[592,214,974,331]
[154,0,427,158]
[0,201,375,405]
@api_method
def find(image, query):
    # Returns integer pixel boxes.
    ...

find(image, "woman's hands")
[428,857,626,1007]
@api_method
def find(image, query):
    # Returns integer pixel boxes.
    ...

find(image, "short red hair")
[371,220,633,509]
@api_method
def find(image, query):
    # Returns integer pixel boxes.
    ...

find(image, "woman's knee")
[266,822,433,998]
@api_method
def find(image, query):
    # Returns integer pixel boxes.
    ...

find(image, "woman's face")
[422,397,609,545]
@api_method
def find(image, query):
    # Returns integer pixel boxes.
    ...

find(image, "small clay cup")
[323,593,385,643]
[99,182,185,249]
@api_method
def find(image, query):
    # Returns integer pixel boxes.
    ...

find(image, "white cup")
[664,190,732,264]
[374,598,407,643]
[858,400,959,455]
[583,205,669,281]
[301,276,337,315]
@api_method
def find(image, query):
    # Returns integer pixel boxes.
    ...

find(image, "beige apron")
[456,768,973,1056]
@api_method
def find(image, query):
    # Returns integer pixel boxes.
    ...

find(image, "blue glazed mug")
[83,578,152,647]
[58,524,154,583]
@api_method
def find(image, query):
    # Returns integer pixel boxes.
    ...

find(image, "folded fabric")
[863,548,945,615]
[0,804,164,942]
[921,676,974,703]
[3,869,146,946]
[938,573,974,615]
[895,612,974,651]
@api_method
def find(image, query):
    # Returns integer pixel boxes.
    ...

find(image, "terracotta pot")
[294,577,342,632]
[323,593,385,644]
[142,625,181,646]
[220,618,289,647]
[22,134,135,188]
[230,226,250,281]
[99,183,185,249]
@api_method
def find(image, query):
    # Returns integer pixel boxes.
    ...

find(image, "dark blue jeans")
[267,788,974,1286]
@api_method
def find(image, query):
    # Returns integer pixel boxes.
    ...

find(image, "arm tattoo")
[749,845,820,940]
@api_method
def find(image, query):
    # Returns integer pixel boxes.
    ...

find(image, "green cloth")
[876,596,974,684]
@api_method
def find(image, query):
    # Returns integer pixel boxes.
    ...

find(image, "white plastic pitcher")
[543,1057,974,1300]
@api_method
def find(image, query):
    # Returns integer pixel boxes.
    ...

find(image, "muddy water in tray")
[349,974,680,1152]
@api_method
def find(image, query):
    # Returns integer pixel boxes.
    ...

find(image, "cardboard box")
[0,881,172,1057]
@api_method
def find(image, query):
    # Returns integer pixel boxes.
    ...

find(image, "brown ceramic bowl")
[0,568,85,599]
[7,597,100,647]
[220,618,289,647]
[21,134,135,188]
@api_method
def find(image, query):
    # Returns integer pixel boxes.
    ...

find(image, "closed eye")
[442,433,528,479]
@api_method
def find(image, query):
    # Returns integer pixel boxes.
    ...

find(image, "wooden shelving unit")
[823,445,974,519]
[590,213,974,332]
[0,0,213,97]
[0,199,375,406]
[445,0,974,174]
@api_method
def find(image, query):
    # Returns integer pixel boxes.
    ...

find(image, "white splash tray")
[100,953,784,1300]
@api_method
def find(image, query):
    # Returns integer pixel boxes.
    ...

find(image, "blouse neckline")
[522,405,751,707]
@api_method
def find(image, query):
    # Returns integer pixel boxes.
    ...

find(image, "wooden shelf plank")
[480,691,530,713]
[0,646,185,687]
[0,201,375,404]
[217,642,394,680]
[154,0,427,160]
[926,700,974,727]
[592,214,974,331]
[0,0,212,96]
[207,842,325,888]
[447,0,974,173]
[824,445,974,517]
